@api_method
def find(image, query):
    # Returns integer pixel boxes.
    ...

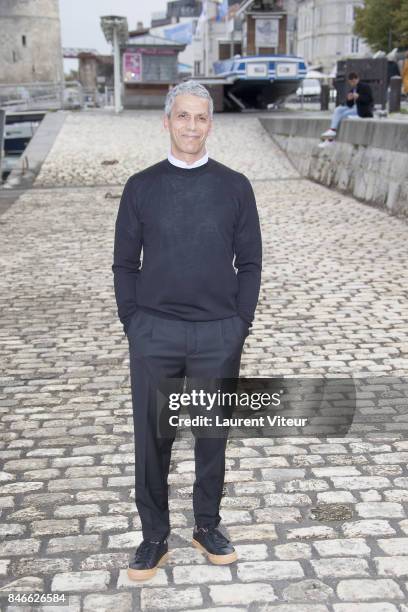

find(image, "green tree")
[354,0,404,51]
[65,69,79,81]
[393,0,408,47]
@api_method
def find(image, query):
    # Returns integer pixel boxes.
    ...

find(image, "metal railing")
[0,81,119,111]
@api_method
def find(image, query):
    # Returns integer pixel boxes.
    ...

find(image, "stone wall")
[0,0,63,84]
[259,116,408,217]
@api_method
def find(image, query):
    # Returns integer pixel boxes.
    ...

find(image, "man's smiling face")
[163,93,212,163]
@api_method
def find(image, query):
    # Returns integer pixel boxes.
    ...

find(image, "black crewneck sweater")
[112,157,262,334]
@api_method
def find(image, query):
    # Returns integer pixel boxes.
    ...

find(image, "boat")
[1,111,43,181]
[189,54,308,111]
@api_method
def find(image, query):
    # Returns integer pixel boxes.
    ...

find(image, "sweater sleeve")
[233,176,262,327]
[111,177,143,335]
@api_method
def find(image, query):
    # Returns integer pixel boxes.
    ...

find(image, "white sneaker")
[321,128,337,138]
[318,139,336,148]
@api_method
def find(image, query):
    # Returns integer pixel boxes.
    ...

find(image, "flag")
[195,0,207,37]
[164,21,193,45]
[216,0,228,22]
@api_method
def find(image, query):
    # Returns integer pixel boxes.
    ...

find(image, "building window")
[194,60,202,76]
[22,35,26,46]
[346,4,354,23]
[12,50,17,62]
[350,36,360,53]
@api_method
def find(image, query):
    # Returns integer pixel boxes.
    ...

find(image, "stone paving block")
[237,560,304,581]
[0,559,10,576]
[240,457,290,469]
[53,504,101,518]
[330,476,391,489]
[48,477,103,491]
[374,556,408,576]
[0,524,26,537]
[0,576,44,601]
[77,490,121,503]
[141,586,203,610]
[253,507,302,523]
[274,542,312,559]
[333,604,398,612]
[258,606,329,612]
[355,502,405,518]
[83,592,133,612]
[285,525,337,540]
[261,469,306,481]
[179,609,246,612]
[373,452,408,464]
[233,543,268,561]
[117,567,168,587]
[108,531,143,549]
[227,523,278,541]
[316,491,357,503]
[342,520,396,538]
[312,538,371,557]
[1,482,44,495]
[51,570,110,592]
[46,535,101,555]
[80,553,130,571]
[282,478,329,492]
[0,539,40,557]
[84,515,129,533]
[166,547,206,566]
[31,519,79,537]
[233,482,277,494]
[377,538,408,555]
[263,493,312,506]
[281,578,334,601]
[173,564,232,584]
[311,557,370,577]
[336,578,404,601]
[11,557,73,576]
[209,582,277,606]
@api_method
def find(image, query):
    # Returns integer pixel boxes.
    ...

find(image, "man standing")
[319,71,374,147]
[112,80,262,581]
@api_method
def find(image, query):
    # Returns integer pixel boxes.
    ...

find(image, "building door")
[218,42,242,60]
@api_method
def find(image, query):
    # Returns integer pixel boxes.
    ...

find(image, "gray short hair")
[165,79,214,119]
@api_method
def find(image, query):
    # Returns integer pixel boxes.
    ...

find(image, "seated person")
[319,71,374,147]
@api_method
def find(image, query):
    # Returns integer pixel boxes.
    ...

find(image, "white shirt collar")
[167,148,209,169]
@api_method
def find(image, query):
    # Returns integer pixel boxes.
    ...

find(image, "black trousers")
[127,309,248,541]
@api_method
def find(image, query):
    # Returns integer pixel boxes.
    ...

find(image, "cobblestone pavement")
[1,110,408,611]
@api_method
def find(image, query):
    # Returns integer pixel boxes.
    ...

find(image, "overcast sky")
[59,0,168,70]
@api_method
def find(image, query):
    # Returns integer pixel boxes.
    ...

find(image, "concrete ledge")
[4,110,67,190]
[260,116,408,217]
[260,116,408,154]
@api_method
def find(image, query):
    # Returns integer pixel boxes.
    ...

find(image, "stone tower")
[0,0,64,84]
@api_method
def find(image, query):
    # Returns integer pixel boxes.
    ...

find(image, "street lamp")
[100,15,128,113]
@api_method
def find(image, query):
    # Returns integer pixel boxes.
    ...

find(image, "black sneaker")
[127,538,168,581]
[192,526,237,565]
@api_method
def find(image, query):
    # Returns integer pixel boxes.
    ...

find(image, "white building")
[296,0,372,73]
